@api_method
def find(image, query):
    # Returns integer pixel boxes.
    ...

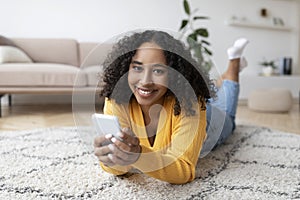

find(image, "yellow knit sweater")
[100,96,207,184]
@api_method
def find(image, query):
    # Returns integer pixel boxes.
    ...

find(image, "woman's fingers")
[94,135,115,166]
[98,155,115,166]
[94,145,115,166]
[111,137,130,152]
[94,128,141,166]
[118,128,140,147]
[94,143,129,166]
[111,136,141,154]
[94,134,113,147]
[108,154,130,166]
[110,138,141,165]
[107,148,139,166]
[94,145,111,157]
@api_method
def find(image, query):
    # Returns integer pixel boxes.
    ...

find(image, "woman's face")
[128,42,168,108]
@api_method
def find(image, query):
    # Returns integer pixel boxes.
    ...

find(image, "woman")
[94,30,249,184]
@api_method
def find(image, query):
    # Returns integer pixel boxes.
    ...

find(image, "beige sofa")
[0,38,112,117]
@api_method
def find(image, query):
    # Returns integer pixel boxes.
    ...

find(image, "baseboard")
[2,94,103,106]
[2,94,299,106]
[12,94,72,105]
[238,99,248,106]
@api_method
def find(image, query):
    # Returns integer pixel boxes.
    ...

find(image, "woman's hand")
[94,128,141,166]
[94,135,115,166]
[106,128,141,166]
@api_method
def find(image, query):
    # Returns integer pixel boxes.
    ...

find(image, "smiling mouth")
[136,87,157,96]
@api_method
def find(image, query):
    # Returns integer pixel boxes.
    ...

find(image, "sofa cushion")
[79,42,113,67]
[82,65,104,86]
[0,46,33,63]
[0,35,17,47]
[0,63,86,87]
[11,38,79,66]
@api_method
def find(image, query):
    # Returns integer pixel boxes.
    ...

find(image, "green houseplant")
[259,58,277,76]
[179,0,213,72]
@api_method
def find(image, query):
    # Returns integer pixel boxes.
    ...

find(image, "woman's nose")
[140,70,153,85]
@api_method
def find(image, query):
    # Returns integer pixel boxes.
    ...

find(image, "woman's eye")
[132,66,143,72]
[153,69,165,75]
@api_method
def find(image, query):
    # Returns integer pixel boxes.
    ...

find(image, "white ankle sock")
[239,57,247,72]
[227,38,249,60]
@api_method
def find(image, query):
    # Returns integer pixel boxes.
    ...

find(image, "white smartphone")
[92,113,123,141]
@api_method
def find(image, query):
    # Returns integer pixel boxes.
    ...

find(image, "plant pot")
[262,66,273,76]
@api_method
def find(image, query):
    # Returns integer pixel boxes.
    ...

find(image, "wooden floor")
[0,103,299,135]
[236,103,300,134]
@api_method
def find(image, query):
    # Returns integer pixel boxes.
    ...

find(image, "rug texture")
[0,125,299,200]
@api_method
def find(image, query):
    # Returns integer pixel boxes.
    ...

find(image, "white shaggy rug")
[0,125,299,200]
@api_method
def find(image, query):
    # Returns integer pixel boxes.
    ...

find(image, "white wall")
[192,0,300,75]
[0,0,182,42]
[0,0,299,104]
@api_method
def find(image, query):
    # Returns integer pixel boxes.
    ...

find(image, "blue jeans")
[200,80,240,157]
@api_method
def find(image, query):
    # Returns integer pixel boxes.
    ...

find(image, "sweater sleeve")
[132,108,207,184]
[99,98,132,175]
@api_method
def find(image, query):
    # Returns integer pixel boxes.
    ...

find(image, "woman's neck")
[141,104,163,147]
[141,104,162,125]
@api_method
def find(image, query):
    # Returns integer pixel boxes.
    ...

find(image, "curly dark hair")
[100,30,216,116]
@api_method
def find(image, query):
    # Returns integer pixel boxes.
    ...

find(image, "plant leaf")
[193,16,209,20]
[194,46,204,63]
[203,47,212,56]
[188,33,197,42]
[203,61,212,72]
[195,28,209,37]
[201,40,210,45]
[183,0,190,15]
[187,37,196,48]
[179,20,189,30]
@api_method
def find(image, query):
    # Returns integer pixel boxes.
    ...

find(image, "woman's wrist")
[132,144,142,163]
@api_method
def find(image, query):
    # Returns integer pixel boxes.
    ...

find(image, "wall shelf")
[225,20,292,31]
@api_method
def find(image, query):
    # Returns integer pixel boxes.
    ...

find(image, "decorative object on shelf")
[228,15,248,23]
[179,0,212,72]
[273,17,285,26]
[279,57,292,75]
[261,66,274,76]
[260,8,268,17]
[230,15,238,22]
[259,58,278,76]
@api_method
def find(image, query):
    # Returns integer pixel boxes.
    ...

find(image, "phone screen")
[92,114,123,141]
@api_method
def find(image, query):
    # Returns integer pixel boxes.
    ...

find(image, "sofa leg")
[0,94,3,118]
[8,94,12,107]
